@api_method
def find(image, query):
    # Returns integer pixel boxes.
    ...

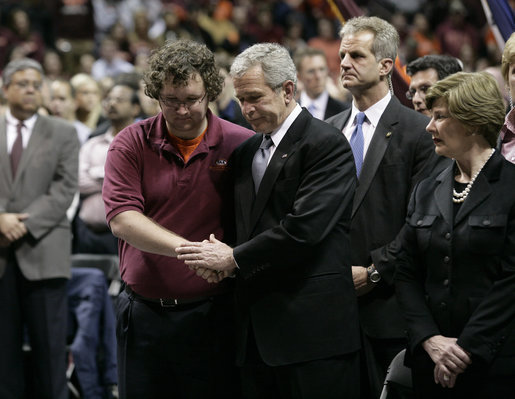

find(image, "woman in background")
[499,32,515,163]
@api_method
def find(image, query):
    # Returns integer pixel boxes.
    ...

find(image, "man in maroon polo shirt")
[102,40,253,399]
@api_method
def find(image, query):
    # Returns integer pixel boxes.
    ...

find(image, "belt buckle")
[159,298,178,307]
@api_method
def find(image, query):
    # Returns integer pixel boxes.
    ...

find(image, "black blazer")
[326,96,445,339]
[324,96,350,119]
[395,152,515,374]
[232,109,361,366]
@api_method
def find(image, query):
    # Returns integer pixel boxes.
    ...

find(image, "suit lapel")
[238,135,261,238]
[0,117,12,184]
[12,115,46,186]
[434,166,454,228]
[248,111,307,233]
[351,98,398,217]
[329,108,351,131]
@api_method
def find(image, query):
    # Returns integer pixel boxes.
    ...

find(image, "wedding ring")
[443,374,450,382]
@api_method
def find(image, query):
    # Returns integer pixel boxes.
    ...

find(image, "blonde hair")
[501,32,515,84]
[425,71,504,148]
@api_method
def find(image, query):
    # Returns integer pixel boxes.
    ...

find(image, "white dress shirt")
[266,104,303,165]
[5,109,37,153]
[300,90,329,121]
[343,92,391,158]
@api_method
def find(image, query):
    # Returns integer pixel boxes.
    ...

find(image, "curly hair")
[143,40,224,102]
[425,72,505,148]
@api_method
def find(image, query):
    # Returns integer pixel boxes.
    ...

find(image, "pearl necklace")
[452,148,495,203]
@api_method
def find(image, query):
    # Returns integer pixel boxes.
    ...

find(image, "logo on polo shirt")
[210,159,228,171]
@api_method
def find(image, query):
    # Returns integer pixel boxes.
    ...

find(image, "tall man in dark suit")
[177,43,361,398]
[294,46,349,120]
[0,58,79,399]
[325,16,443,399]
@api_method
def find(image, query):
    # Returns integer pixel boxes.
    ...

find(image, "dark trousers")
[116,289,240,399]
[240,328,360,399]
[0,252,68,399]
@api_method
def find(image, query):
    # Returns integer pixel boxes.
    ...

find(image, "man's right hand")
[0,213,29,242]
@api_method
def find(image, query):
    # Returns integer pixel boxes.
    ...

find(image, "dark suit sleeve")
[371,124,446,284]
[394,183,441,353]
[234,129,356,278]
[23,122,79,239]
[457,205,515,364]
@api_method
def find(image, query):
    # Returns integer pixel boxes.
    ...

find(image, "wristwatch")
[367,265,381,283]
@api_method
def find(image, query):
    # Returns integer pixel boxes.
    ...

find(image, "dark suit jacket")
[324,96,350,119]
[396,152,515,374]
[326,96,444,339]
[232,108,360,366]
[0,114,79,280]
[299,94,349,120]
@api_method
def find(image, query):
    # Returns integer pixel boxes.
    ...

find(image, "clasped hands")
[422,335,472,389]
[176,234,237,284]
[0,212,29,247]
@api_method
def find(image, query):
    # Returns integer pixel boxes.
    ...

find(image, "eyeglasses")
[406,85,431,100]
[159,92,207,109]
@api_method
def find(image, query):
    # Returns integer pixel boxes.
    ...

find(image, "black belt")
[125,285,212,308]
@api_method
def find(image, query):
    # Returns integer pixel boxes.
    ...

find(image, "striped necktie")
[350,112,365,177]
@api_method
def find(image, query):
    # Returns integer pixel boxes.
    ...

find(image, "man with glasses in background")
[406,54,462,116]
[0,58,79,399]
[102,40,253,398]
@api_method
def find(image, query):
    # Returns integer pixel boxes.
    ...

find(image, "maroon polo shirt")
[103,110,253,298]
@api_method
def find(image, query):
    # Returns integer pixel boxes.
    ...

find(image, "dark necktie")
[252,135,273,193]
[350,112,365,177]
[10,121,24,178]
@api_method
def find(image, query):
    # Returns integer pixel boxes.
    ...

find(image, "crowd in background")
[0,0,512,113]
[0,0,515,398]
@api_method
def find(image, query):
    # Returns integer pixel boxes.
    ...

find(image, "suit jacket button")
[445,232,451,240]
[443,279,449,287]
[439,302,447,309]
[443,256,450,263]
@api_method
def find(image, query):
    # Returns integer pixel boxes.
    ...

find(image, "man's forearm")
[109,210,188,256]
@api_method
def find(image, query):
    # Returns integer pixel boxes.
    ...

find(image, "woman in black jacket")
[395,71,515,398]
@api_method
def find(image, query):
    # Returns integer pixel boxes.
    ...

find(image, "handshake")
[176,234,237,284]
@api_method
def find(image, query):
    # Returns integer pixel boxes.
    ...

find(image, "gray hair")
[339,16,399,64]
[230,43,297,92]
[3,58,44,87]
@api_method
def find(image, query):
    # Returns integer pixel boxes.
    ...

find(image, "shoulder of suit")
[215,116,254,139]
[39,114,76,131]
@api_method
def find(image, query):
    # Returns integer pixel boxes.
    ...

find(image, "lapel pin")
[386,132,392,138]
[282,154,288,158]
